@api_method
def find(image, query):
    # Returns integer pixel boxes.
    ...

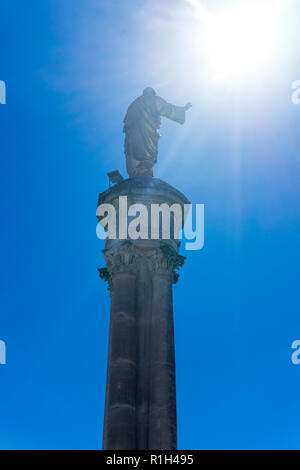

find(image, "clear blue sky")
[1,0,300,450]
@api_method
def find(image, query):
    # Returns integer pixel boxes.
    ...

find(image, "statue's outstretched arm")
[155,96,192,125]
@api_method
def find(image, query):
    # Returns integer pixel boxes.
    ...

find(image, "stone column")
[98,177,189,450]
[135,256,153,450]
[147,245,185,450]
[102,242,139,450]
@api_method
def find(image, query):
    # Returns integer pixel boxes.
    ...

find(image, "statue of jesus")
[123,88,192,178]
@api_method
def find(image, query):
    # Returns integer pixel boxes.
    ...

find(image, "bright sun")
[189,0,286,81]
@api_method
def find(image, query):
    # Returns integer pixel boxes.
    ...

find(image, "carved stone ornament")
[147,243,186,282]
[103,241,140,277]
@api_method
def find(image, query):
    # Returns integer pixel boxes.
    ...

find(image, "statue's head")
[143,87,156,97]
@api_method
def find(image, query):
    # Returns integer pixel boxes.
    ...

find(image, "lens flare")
[188,0,286,81]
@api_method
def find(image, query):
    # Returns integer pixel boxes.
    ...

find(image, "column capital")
[147,243,185,283]
[98,267,112,294]
[103,241,140,278]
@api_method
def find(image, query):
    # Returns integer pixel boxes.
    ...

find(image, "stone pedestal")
[97,177,189,450]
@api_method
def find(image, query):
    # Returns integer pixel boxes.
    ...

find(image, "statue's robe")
[123,95,187,177]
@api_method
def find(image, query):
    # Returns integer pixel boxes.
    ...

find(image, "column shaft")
[148,274,177,450]
[103,272,137,450]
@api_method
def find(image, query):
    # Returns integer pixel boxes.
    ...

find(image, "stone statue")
[123,88,192,178]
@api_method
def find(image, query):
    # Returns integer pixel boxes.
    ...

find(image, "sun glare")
[189,0,286,81]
